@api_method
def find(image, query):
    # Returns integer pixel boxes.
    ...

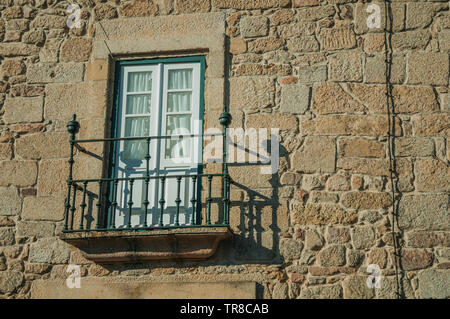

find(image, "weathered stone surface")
[377,276,414,299]
[326,174,350,192]
[342,192,391,210]
[278,22,315,38]
[27,63,84,83]
[229,166,273,189]
[308,191,339,203]
[31,279,257,298]
[286,36,319,52]
[368,248,387,268]
[311,82,363,115]
[280,84,310,114]
[293,0,318,7]
[229,76,274,109]
[240,15,268,37]
[364,54,405,84]
[280,238,303,261]
[15,132,70,160]
[326,227,350,244]
[397,249,434,271]
[175,0,209,13]
[0,187,21,216]
[212,0,278,10]
[60,38,92,62]
[248,37,282,53]
[37,159,68,196]
[3,96,43,124]
[297,5,335,21]
[0,228,15,246]
[406,2,447,29]
[272,282,289,299]
[30,15,66,28]
[301,175,326,191]
[1,59,26,76]
[270,9,295,26]
[22,29,45,45]
[407,232,450,248]
[305,229,324,251]
[417,269,450,299]
[392,30,430,50]
[398,194,449,231]
[293,203,357,225]
[347,250,364,267]
[45,82,106,120]
[0,143,12,160]
[229,37,246,55]
[329,51,362,82]
[301,115,401,137]
[351,226,375,249]
[39,39,62,63]
[0,161,38,187]
[2,6,22,19]
[246,113,297,131]
[319,27,356,50]
[25,263,51,275]
[119,0,159,16]
[337,158,390,176]
[395,138,434,157]
[29,238,71,264]
[439,29,450,51]
[0,216,15,227]
[22,196,65,221]
[392,86,440,114]
[235,63,291,76]
[343,276,374,299]
[17,221,55,238]
[297,65,326,84]
[0,271,23,294]
[0,43,38,56]
[412,113,450,137]
[338,138,385,158]
[300,284,342,299]
[364,33,385,52]
[94,3,118,20]
[415,159,449,192]
[292,136,335,173]
[89,264,110,277]
[407,52,449,86]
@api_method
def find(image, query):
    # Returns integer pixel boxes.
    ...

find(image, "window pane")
[126,94,151,114]
[123,117,150,161]
[128,72,152,92]
[165,114,191,159]
[168,69,192,90]
[167,92,191,112]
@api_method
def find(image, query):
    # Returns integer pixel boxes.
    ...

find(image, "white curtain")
[126,95,151,114]
[124,117,149,161]
[128,72,152,92]
[166,115,191,159]
[124,71,152,161]
[168,69,192,89]
[166,69,193,159]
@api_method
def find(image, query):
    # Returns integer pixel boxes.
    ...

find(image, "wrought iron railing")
[63,113,231,233]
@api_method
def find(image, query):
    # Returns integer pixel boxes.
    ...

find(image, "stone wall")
[0,0,449,299]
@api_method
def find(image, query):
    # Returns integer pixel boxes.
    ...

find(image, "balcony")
[59,114,233,262]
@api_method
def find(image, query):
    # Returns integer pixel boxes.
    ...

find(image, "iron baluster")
[79,181,87,230]
[127,179,134,228]
[190,176,197,225]
[175,176,182,226]
[158,177,166,227]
